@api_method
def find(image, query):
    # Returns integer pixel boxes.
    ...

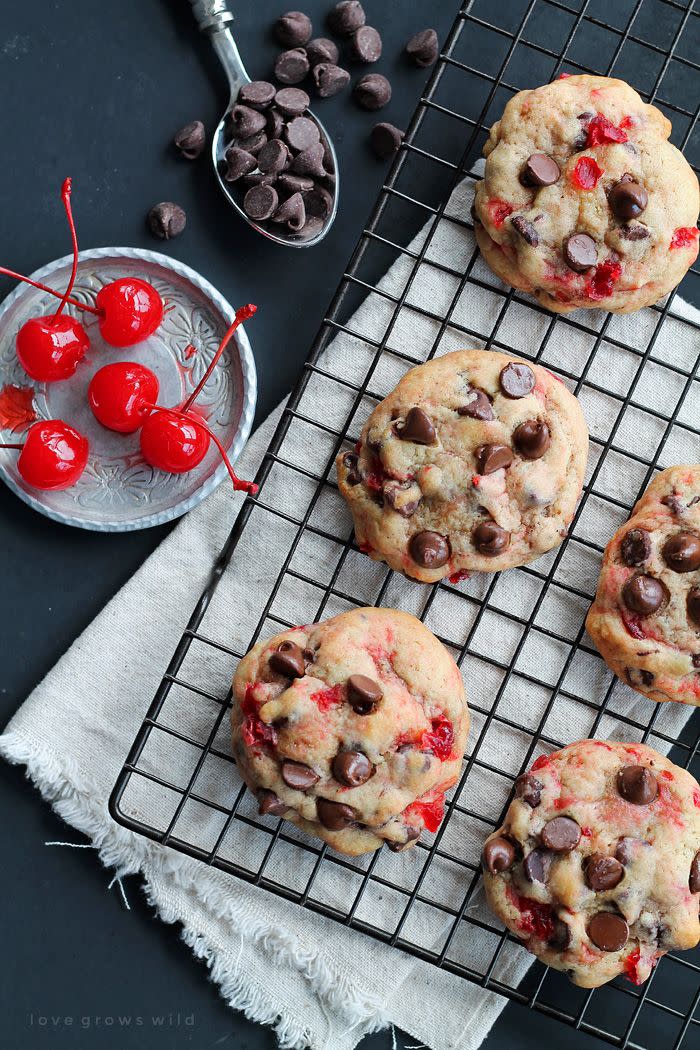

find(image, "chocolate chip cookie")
[231,607,469,855]
[474,74,699,314]
[336,349,588,583]
[482,740,700,987]
[586,466,700,706]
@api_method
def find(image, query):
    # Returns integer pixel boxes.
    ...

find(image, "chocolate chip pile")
[147,9,441,241]
[222,81,335,240]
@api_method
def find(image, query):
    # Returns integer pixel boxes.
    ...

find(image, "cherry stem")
[0,443,23,450]
[181,303,257,414]
[0,265,101,316]
[143,404,258,495]
[51,178,79,322]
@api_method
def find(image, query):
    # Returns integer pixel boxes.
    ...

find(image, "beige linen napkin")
[2,174,698,1050]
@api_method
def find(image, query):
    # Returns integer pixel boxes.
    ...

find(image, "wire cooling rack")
[110,2,700,1047]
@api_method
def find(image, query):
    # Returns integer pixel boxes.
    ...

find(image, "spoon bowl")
[191,0,339,247]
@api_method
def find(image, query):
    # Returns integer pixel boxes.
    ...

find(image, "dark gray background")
[0,2,690,1049]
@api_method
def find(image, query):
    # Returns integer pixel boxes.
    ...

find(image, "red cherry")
[88,362,159,433]
[12,178,92,384]
[95,278,164,348]
[140,408,209,473]
[16,314,90,382]
[0,419,89,490]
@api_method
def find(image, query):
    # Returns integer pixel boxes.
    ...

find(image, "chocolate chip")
[458,387,494,420]
[237,129,268,156]
[383,480,421,517]
[258,789,287,816]
[619,223,650,241]
[281,760,320,790]
[550,918,572,950]
[332,750,374,787]
[353,72,391,110]
[240,172,277,190]
[268,639,305,678]
[306,37,339,65]
[174,120,206,160]
[405,28,438,67]
[587,912,629,952]
[541,816,581,852]
[609,178,648,221]
[328,0,365,34]
[350,25,382,62]
[617,765,658,805]
[662,532,700,573]
[564,233,597,273]
[397,407,436,445]
[316,798,356,830]
[511,215,539,246]
[482,836,516,874]
[520,153,560,187]
[661,493,684,516]
[311,62,350,97]
[515,774,542,808]
[690,851,700,893]
[693,654,700,668]
[472,521,510,557]
[278,172,315,195]
[585,854,624,891]
[347,673,382,714]
[370,122,404,159]
[499,362,535,399]
[688,587,700,627]
[231,104,267,139]
[243,183,279,221]
[409,530,450,569]
[274,86,310,116]
[271,191,306,232]
[523,847,552,883]
[275,10,312,48]
[239,80,277,110]
[513,419,550,460]
[386,826,421,851]
[303,185,333,219]
[224,147,258,182]
[615,837,642,865]
[284,116,320,152]
[258,138,291,174]
[266,108,285,138]
[147,202,186,239]
[275,48,310,85]
[625,667,655,689]
[290,142,326,177]
[476,443,513,474]
[296,216,325,240]
[622,574,670,616]
[620,528,651,567]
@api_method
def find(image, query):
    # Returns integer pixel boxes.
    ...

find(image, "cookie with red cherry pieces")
[482,740,700,988]
[231,607,469,856]
[473,74,699,314]
[586,466,700,706]
[336,349,588,583]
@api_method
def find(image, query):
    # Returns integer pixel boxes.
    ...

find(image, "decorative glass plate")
[0,247,257,531]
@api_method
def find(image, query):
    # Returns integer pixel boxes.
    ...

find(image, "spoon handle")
[190,1,250,100]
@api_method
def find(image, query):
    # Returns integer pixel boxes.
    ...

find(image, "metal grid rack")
[110,1,700,1046]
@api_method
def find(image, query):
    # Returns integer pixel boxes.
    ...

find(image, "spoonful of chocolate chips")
[190,0,338,247]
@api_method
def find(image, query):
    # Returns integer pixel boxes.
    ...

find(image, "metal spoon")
[190,0,338,247]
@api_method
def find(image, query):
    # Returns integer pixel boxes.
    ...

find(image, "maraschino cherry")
[14,179,90,382]
[88,361,160,433]
[87,303,258,494]
[0,419,89,490]
[1,178,166,363]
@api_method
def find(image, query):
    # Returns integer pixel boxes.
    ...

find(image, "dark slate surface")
[1,1,692,1048]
